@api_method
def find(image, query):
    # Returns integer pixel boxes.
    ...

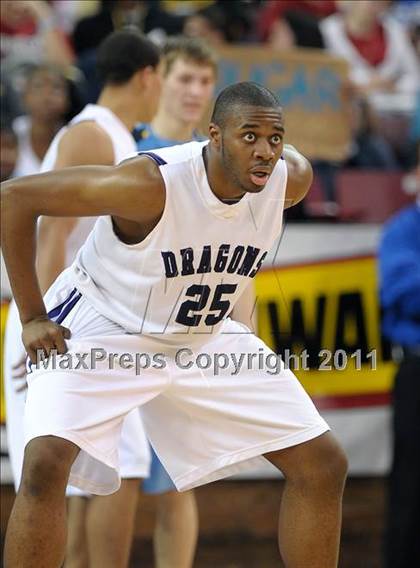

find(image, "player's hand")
[22,317,71,364]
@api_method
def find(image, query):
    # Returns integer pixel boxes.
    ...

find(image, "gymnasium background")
[1,1,418,566]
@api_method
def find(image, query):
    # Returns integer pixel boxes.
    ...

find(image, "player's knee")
[157,490,197,526]
[20,436,79,497]
[297,438,348,492]
[281,434,348,492]
[318,441,348,486]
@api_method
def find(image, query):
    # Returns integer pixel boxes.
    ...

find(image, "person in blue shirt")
[379,189,420,568]
[135,36,217,568]
[133,37,216,151]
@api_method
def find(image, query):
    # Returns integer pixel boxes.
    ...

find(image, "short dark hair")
[211,82,281,128]
[161,36,218,78]
[96,30,160,85]
[195,5,226,35]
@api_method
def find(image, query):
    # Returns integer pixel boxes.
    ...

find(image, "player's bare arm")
[37,121,116,293]
[1,156,165,361]
[54,121,115,169]
[283,144,313,209]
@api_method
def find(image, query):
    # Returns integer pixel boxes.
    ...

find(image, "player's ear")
[209,123,221,148]
[134,66,158,91]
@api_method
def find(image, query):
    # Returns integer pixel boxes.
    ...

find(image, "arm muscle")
[283,145,313,209]
[1,156,164,323]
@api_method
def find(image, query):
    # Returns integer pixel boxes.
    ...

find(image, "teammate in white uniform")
[2,82,348,568]
[3,30,160,568]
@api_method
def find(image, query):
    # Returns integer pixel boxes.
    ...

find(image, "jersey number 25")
[176,283,237,327]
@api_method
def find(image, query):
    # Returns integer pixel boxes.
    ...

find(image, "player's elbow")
[1,178,31,208]
[1,179,39,236]
[285,157,313,209]
[1,179,14,204]
[1,179,20,218]
[296,156,313,195]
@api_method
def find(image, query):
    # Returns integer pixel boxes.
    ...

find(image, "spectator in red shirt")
[258,0,336,48]
[320,0,419,111]
[1,0,73,69]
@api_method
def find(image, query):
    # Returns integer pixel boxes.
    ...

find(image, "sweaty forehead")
[229,105,283,128]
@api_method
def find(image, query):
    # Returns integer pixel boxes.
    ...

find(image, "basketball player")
[2,82,348,568]
[3,30,160,568]
[134,36,258,568]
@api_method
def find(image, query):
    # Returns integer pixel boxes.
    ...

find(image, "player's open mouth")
[249,170,271,187]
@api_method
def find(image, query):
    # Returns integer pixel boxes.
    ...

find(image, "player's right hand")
[22,317,71,364]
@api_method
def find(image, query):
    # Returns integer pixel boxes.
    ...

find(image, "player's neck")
[203,145,245,204]
[30,118,62,160]
[97,87,147,132]
[345,12,376,37]
[31,116,61,138]
[151,110,195,143]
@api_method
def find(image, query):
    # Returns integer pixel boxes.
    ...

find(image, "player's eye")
[270,135,282,145]
[243,133,256,143]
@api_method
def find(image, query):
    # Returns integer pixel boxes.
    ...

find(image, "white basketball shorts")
[24,272,329,495]
[5,300,150,495]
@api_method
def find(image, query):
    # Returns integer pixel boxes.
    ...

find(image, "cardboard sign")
[211,46,351,161]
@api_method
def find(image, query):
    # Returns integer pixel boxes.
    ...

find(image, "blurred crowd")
[1,4,419,567]
[1,0,419,194]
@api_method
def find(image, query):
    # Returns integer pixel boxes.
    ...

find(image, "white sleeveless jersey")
[12,116,42,177]
[70,141,288,346]
[40,104,137,266]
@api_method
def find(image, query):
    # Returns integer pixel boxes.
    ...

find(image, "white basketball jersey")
[40,104,137,266]
[12,116,42,177]
[70,141,288,346]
